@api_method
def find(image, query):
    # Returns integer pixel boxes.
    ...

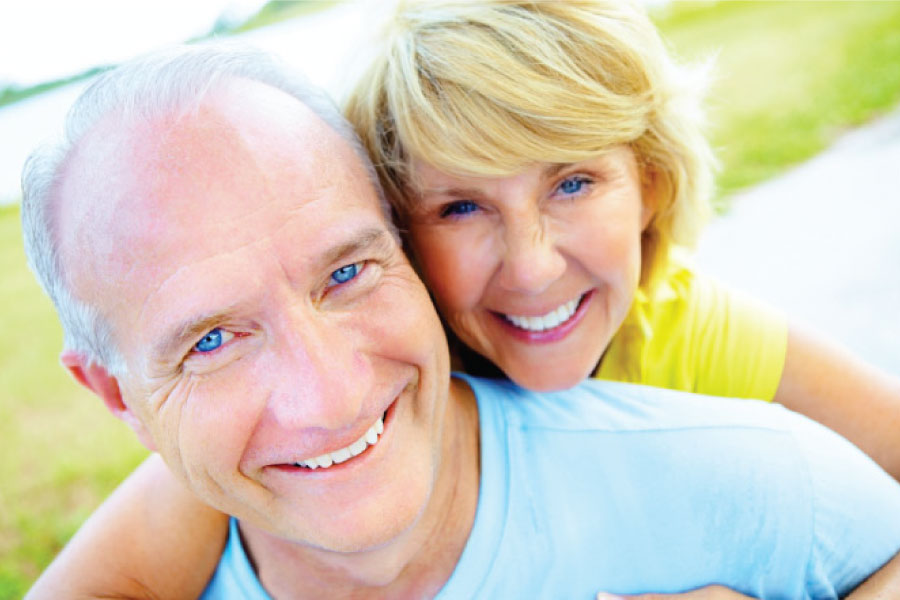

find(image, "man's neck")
[240,377,481,599]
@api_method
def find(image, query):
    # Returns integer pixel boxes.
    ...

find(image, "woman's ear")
[60,350,157,451]
[639,163,667,230]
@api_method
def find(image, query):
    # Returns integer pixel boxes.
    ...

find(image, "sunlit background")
[0,0,405,205]
[2,1,900,596]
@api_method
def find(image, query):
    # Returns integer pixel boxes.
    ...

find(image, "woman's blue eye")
[440,200,479,218]
[195,328,224,353]
[330,262,361,286]
[558,176,589,196]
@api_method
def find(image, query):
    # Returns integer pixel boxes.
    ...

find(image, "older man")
[23,45,900,599]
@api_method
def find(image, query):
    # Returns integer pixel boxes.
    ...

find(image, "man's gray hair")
[21,43,390,375]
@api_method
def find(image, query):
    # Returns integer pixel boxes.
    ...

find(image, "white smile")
[504,294,584,332]
[294,415,385,470]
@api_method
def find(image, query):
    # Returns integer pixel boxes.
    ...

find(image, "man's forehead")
[56,77,388,339]
[62,82,369,258]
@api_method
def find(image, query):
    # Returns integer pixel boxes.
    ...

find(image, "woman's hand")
[597,585,753,600]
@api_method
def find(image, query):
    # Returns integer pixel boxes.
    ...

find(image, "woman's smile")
[493,290,593,343]
[407,146,655,391]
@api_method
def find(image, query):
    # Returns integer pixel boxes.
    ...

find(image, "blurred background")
[2,1,900,595]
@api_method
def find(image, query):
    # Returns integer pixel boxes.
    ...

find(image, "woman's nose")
[496,218,566,295]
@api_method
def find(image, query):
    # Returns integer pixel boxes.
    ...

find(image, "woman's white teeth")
[295,416,384,470]
[505,297,580,332]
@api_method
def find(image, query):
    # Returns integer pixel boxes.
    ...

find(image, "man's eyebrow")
[151,228,394,362]
[317,227,394,270]
[153,307,242,363]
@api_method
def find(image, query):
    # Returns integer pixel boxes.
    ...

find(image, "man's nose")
[265,315,373,431]
[496,216,567,294]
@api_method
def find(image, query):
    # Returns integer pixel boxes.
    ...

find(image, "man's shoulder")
[453,374,900,600]
[460,373,803,437]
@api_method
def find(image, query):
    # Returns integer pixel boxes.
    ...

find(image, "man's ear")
[60,350,157,452]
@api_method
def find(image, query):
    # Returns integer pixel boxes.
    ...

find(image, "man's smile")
[294,412,385,470]
[264,385,406,477]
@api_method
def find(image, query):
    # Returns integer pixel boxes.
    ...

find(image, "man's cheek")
[141,379,223,478]
[178,379,262,457]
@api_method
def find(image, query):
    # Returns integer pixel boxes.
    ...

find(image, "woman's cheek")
[412,229,471,306]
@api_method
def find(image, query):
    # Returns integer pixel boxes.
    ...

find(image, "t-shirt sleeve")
[791,415,900,597]
[598,260,789,401]
[685,272,788,401]
[594,260,788,400]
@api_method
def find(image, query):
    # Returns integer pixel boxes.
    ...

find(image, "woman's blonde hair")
[344,0,716,288]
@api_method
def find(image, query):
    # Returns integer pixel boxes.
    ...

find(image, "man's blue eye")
[440,200,479,218]
[558,177,588,196]
[195,328,224,353]
[330,263,361,286]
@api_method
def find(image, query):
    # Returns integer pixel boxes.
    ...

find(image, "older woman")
[344,0,900,474]
[27,1,900,597]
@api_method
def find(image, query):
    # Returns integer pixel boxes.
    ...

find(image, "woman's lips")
[493,290,593,344]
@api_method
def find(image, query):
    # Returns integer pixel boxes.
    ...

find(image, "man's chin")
[251,484,434,559]
[239,446,437,552]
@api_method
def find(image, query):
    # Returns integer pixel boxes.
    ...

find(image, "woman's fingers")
[598,584,754,600]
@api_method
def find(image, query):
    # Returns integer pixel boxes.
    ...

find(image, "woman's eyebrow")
[418,184,485,199]
[542,163,569,178]
[420,164,574,198]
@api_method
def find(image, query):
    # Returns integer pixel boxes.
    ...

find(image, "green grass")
[5,1,900,595]
[0,205,147,598]
[654,1,900,208]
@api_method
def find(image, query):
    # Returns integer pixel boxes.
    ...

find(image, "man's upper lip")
[264,406,388,467]
[282,413,384,464]
[260,383,403,467]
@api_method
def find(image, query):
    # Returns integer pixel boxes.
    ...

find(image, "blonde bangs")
[387,2,655,177]
[344,0,716,283]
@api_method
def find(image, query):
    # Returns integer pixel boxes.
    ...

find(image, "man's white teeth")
[331,447,351,464]
[505,297,580,332]
[295,416,384,470]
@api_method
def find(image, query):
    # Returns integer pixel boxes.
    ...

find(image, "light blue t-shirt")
[202,376,900,599]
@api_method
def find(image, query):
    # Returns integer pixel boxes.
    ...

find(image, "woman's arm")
[26,453,229,599]
[849,548,900,599]
[774,324,900,480]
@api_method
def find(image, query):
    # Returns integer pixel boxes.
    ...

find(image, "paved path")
[697,109,900,375]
